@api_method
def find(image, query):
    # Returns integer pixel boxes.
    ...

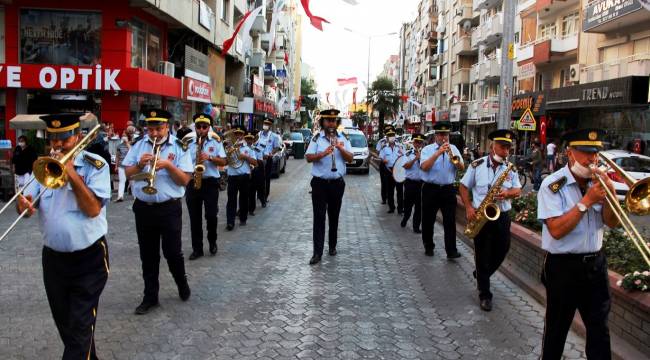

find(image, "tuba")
[464,162,515,238]
[223,130,244,169]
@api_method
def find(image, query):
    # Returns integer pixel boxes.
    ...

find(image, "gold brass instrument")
[223,130,244,169]
[464,162,515,239]
[592,154,650,267]
[0,124,101,243]
[131,138,162,195]
[445,142,461,166]
[193,135,206,190]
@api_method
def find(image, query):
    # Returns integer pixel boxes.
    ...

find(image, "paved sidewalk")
[0,159,586,359]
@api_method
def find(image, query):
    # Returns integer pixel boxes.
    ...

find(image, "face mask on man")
[492,153,504,164]
[571,160,593,179]
[388,136,395,143]
[262,125,270,131]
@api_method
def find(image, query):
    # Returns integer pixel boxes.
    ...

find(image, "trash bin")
[293,142,305,159]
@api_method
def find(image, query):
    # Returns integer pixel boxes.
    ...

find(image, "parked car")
[282,132,305,157]
[343,128,370,174]
[270,143,287,178]
[600,150,650,200]
[295,128,313,144]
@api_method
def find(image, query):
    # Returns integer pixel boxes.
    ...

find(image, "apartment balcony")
[584,0,650,33]
[470,63,479,83]
[517,43,534,62]
[478,96,500,118]
[476,13,503,48]
[536,0,579,20]
[533,34,578,64]
[517,0,536,12]
[430,53,440,65]
[479,58,501,82]
[473,0,503,11]
[452,68,471,86]
[452,36,475,56]
[454,5,474,25]
[426,79,439,91]
[580,53,650,83]
[471,28,481,50]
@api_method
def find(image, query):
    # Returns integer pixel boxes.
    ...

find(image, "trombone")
[592,153,650,267]
[0,124,102,243]
[131,138,162,195]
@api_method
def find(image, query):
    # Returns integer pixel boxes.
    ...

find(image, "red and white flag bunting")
[337,77,358,86]
[221,6,263,55]
[300,0,330,31]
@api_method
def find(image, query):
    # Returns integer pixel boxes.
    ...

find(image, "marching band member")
[400,133,425,233]
[185,113,227,260]
[225,126,257,230]
[376,125,394,205]
[537,129,618,360]
[258,119,281,205]
[419,121,464,258]
[247,130,266,216]
[122,109,193,315]
[459,130,521,311]
[305,109,353,265]
[379,128,404,214]
[18,113,110,359]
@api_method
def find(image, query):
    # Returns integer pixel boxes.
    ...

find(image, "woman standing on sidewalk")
[115,126,135,202]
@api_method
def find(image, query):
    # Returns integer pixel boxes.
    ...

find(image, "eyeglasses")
[195,124,210,129]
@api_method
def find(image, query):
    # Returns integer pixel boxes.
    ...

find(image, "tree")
[366,76,400,137]
[350,110,368,129]
[300,77,318,127]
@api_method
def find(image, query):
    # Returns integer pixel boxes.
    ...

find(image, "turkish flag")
[540,116,547,145]
[300,0,330,31]
[222,7,263,55]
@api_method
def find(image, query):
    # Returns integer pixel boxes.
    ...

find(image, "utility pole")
[497,0,516,130]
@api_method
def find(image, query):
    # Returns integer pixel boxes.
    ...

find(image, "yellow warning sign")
[517,108,536,131]
[508,43,515,60]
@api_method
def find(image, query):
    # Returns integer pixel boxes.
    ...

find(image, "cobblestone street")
[0,159,587,359]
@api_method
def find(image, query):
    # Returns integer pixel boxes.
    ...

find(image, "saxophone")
[464,162,514,239]
[193,135,206,190]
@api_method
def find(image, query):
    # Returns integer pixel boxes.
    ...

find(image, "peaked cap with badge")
[143,109,172,125]
[433,121,451,133]
[562,128,606,153]
[412,133,425,142]
[193,113,213,125]
[40,113,84,140]
[488,129,516,145]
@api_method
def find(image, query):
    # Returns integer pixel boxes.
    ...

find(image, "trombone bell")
[32,157,67,189]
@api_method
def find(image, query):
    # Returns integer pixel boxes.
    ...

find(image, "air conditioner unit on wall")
[569,64,581,83]
[158,61,175,77]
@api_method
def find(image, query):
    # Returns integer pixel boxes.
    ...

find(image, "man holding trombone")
[17,113,111,360]
[537,129,619,360]
[122,109,193,315]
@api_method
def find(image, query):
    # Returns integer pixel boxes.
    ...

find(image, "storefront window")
[129,94,162,125]
[130,19,162,71]
[20,9,101,65]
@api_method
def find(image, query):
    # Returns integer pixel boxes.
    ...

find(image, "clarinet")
[327,128,337,172]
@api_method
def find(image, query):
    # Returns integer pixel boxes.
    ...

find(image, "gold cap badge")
[51,120,61,128]
[588,131,597,140]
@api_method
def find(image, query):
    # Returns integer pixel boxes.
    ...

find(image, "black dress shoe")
[387,209,395,214]
[480,299,493,312]
[398,210,403,215]
[261,202,267,208]
[400,219,407,228]
[188,252,203,261]
[178,278,191,301]
[425,249,434,257]
[381,200,387,204]
[135,300,159,315]
[329,248,337,256]
[249,211,256,216]
[209,243,218,255]
[472,270,477,279]
[413,228,422,234]
[447,252,462,259]
[240,220,247,226]
[226,224,234,231]
[309,256,321,265]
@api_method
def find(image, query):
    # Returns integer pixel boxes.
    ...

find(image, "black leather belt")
[423,182,454,188]
[135,198,181,206]
[547,250,603,263]
[313,176,343,183]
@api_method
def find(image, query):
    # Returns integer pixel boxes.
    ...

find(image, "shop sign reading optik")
[0,64,121,90]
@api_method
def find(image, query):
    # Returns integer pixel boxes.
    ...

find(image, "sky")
[299,0,420,107]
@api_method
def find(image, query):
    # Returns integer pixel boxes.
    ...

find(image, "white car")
[343,128,370,174]
[600,150,650,200]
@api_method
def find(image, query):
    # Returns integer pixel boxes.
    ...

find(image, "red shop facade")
[0,0,183,142]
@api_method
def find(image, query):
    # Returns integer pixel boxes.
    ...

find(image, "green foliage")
[617,271,650,292]
[300,77,318,111]
[366,76,400,137]
[350,110,368,128]
[510,192,542,232]
[604,228,650,277]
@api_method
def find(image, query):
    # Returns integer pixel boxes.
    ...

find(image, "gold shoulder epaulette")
[471,158,485,168]
[176,138,188,151]
[210,133,222,142]
[83,154,105,170]
[548,176,567,193]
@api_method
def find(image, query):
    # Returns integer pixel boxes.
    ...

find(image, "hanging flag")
[337,77,358,86]
[222,6,263,55]
[400,94,409,103]
[352,87,358,108]
[408,98,422,108]
[284,51,289,65]
[267,0,286,56]
[300,0,330,31]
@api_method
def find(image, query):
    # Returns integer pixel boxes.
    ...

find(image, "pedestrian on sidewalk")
[400,133,424,234]
[459,129,521,312]
[11,135,37,189]
[115,126,135,202]
[546,139,557,172]
[305,109,353,265]
[247,130,266,216]
[379,128,405,214]
[17,113,111,360]
[530,142,544,191]
[185,113,227,260]
[537,129,618,360]
[419,121,464,258]
[225,126,257,230]
[122,109,193,315]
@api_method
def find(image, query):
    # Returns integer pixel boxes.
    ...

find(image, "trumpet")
[131,138,162,195]
[326,128,337,172]
[0,124,102,243]
[444,142,461,166]
[591,153,650,267]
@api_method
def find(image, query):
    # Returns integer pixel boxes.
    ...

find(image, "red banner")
[254,99,277,116]
[337,77,358,86]
[184,78,212,103]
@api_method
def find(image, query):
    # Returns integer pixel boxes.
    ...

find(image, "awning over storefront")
[9,113,98,130]
[511,90,546,118]
[546,76,649,110]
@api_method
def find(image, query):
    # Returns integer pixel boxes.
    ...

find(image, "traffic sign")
[517,108,536,131]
